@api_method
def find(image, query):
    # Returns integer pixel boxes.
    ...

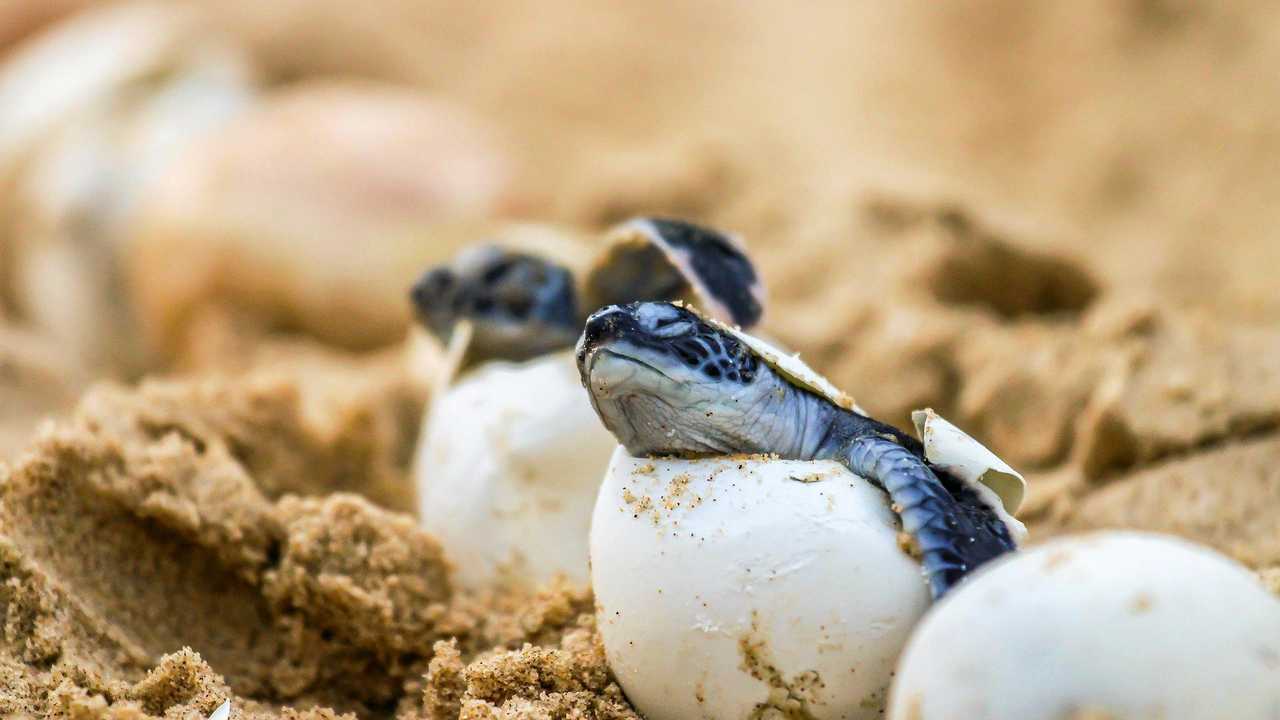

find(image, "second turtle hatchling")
[409,218,766,589]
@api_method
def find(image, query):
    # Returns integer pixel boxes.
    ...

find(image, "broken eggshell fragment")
[913,408,1027,543]
[585,217,765,330]
[413,218,764,590]
[591,448,931,720]
[207,699,231,720]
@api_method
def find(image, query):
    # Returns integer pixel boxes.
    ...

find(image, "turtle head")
[576,301,774,457]
[410,245,579,363]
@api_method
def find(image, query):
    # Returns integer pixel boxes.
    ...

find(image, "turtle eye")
[480,261,511,285]
[507,297,533,319]
[652,318,693,338]
[636,302,694,337]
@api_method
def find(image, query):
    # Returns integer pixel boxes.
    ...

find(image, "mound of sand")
[0,348,639,719]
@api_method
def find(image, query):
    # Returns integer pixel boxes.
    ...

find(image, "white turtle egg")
[592,447,931,720]
[888,531,1280,720]
[415,349,615,588]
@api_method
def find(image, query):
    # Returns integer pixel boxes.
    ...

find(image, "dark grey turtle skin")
[409,218,763,364]
[575,301,1015,599]
[410,245,579,364]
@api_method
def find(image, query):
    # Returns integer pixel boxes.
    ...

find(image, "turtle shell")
[693,306,862,412]
[584,217,765,329]
[691,305,1026,524]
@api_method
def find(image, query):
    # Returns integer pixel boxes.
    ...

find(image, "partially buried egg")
[415,349,615,588]
[591,447,931,720]
[887,531,1280,720]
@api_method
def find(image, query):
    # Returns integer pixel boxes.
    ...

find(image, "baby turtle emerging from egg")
[410,217,764,364]
[576,301,1018,598]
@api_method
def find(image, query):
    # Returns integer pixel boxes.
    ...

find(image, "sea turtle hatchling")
[409,217,764,366]
[576,300,1025,597]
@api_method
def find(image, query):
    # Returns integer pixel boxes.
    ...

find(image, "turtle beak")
[409,267,459,340]
[576,304,634,375]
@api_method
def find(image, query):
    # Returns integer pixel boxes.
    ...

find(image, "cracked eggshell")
[592,447,930,720]
[888,531,1280,720]
[587,218,765,330]
[912,408,1024,515]
[207,700,231,720]
[912,408,1027,544]
[415,350,615,589]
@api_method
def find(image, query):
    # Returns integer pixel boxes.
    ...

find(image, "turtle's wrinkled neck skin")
[577,301,1015,598]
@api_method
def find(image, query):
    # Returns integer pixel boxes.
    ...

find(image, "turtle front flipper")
[843,435,1016,598]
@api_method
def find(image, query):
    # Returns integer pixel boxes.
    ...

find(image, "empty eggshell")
[414,350,615,588]
[592,448,930,720]
[888,531,1280,720]
[912,408,1027,543]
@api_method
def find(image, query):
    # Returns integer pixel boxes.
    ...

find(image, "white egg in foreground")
[888,531,1280,720]
[415,350,615,588]
[592,448,930,720]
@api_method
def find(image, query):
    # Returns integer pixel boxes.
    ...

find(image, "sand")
[0,349,629,718]
[2,269,1275,718]
[2,1,1279,718]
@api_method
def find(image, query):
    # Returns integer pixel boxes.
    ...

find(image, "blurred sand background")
[0,1,1278,718]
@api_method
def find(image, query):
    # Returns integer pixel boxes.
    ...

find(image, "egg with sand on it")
[592,449,929,720]
[415,345,617,588]
[887,531,1280,720]
[411,219,765,589]
[578,301,1028,719]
